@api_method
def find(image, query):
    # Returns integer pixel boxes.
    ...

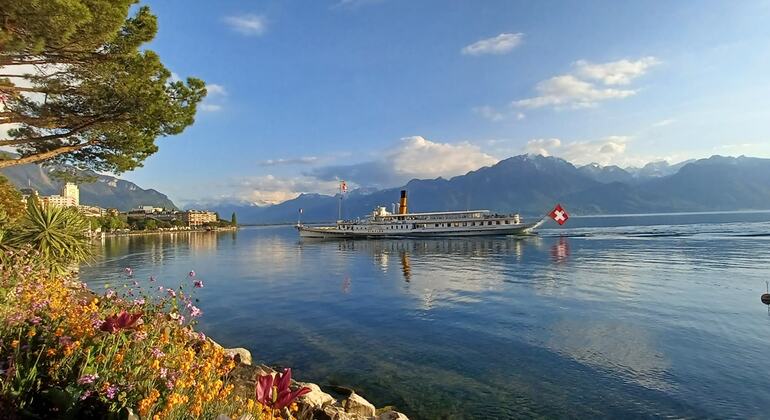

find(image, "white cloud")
[513,75,637,109]
[260,156,319,166]
[232,175,340,206]
[574,57,660,86]
[223,14,267,36]
[513,56,659,109]
[206,84,227,96]
[473,106,525,122]
[462,33,524,56]
[524,138,562,156]
[651,118,675,128]
[525,136,634,166]
[391,136,498,177]
[310,136,499,188]
[473,105,505,122]
[199,103,222,112]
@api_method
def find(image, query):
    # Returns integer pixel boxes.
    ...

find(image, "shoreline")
[96,226,238,238]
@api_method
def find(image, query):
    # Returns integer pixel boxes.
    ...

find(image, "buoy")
[762,282,770,305]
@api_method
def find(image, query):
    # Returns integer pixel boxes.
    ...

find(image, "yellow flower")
[27,328,36,338]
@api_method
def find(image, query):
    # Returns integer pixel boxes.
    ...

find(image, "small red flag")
[549,204,569,225]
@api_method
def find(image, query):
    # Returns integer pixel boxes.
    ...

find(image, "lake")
[79,212,770,419]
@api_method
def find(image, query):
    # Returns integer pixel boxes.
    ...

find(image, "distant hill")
[212,155,770,224]
[1,163,178,211]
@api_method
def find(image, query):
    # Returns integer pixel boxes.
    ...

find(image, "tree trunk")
[0,144,90,168]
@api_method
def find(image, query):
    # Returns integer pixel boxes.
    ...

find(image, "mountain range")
[1,162,177,211]
[202,155,770,224]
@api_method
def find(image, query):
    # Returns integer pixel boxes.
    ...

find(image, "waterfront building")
[62,182,79,206]
[182,210,217,227]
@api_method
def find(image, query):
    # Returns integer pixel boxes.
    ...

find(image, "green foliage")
[97,214,128,231]
[10,200,92,271]
[0,2,207,173]
[231,212,238,226]
[0,175,25,222]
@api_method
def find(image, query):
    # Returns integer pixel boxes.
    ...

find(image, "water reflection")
[79,218,770,419]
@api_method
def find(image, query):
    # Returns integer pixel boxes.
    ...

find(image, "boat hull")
[297,222,542,239]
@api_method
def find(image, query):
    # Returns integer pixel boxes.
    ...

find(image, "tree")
[0,175,24,222]
[231,212,237,226]
[0,1,207,173]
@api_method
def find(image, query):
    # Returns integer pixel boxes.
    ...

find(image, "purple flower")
[132,298,145,306]
[166,380,175,390]
[197,332,206,341]
[160,367,168,379]
[124,267,133,277]
[80,390,93,401]
[157,286,164,292]
[151,347,165,358]
[133,331,147,341]
[106,384,118,400]
[188,305,202,318]
[29,316,42,325]
[59,336,73,347]
[77,374,99,385]
[188,270,196,277]
[193,280,204,288]
[166,289,176,298]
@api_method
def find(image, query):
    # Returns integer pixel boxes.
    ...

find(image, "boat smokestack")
[399,190,408,214]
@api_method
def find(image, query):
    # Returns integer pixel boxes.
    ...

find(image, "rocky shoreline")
[213,344,409,420]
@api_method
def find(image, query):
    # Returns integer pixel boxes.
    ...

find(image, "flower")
[77,374,99,385]
[124,267,134,277]
[189,306,202,318]
[133,331,148,341]
[133,298,146,306]
[106,384,118,400]
[151,347,165,358]
[167,289,176,298]
[99,310,143,333]
[105,290,116,299]
[255,368,311,411]
[193,280,204,288]
[188,270,196,277]
[80,390,93,401]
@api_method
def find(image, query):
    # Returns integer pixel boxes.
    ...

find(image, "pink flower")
[106,384,118,400]
[167,289,176,298]
[132,298,145,306]
[133,331,148,341]
[255,368,311,410]
[193,280,204,288]
[188,270,196,277]
[77,374,98,385]
[124,267,133,277]
[99,310,143,333]
[188,305,202,318]
[151,347,165,358]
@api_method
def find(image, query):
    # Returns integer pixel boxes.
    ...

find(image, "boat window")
[496,220,501,225]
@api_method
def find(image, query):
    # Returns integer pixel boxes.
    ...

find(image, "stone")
[322,405,360,420]
[124,407,139,420]
[343,392,376,418]
[378,411,409,420]
[224,347,252,366]
[297,382,336,409]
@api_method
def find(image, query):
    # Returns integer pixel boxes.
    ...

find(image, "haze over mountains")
[201,154,770,224]
[1,163,177,211]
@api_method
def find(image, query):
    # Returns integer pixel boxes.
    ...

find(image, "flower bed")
[0,248,307,419]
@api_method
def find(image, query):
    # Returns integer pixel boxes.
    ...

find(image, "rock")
[124,407,139,420]
[378,411,409,420]
[297,382,336,409]
[322,405,364,420]
[224,347,252,366]
[343,392,376,418]
[215,415,231,420]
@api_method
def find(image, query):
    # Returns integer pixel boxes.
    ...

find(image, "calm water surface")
[80,212,770,419]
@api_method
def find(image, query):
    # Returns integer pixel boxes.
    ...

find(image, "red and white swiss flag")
[549,204,569,225]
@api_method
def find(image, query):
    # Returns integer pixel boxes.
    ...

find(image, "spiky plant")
[11,200,92,272]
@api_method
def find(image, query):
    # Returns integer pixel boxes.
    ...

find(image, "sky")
[118,0,770,207]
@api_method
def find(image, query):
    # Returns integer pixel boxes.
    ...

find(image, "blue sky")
[123,0,770,206]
